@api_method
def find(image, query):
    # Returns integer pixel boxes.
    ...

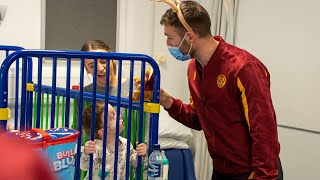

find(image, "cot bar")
[0,75,8,132]
[55,96,60,127]
[101,60,111,179]
[26,86,32,130]
[136,61,146,180]
[26,82,36,129]
[33,92,37,127]
[64,58,71,127]
[36,57,43,128]
[32,84,142,109]
[14,59,19,130]
[75,58,85,180]
[149,61,161,155]
[46,94,49,129]
[88,59,98,180]
[27,92,33,130]
[125,60,135,180]
[19,57,27,131]
[26,57,33,130]
[113,60,123,180]
[0,45,24,51]
[50,58,57,128]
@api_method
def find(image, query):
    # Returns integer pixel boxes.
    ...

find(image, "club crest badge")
[217,74,226,88]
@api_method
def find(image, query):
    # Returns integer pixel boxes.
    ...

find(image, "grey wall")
[278,126,320,180]
[45,0,117,51]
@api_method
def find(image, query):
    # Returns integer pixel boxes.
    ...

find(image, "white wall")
[0,0,92,128]
[0,0,91,91]
[0,0,42,49]
[0,0,42,125]
[117,0,192,139]
[237,0,320,179]
[0,0,42,67]
[117,0,189,100]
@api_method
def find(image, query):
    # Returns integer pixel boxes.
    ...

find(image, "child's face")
[99,105,124,137]
[84,49,115,87]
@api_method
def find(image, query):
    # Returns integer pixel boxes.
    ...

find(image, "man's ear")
[186,31,196,44]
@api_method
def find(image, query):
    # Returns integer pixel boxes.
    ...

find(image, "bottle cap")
[161,150,169,164]
[153,144,160,150]
[163,158,169,165]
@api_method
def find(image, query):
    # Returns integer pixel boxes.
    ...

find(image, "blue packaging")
[7,128,79,180]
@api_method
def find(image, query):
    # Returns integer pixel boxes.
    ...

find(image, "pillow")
[158,109,193,141]
[158,137,189,149]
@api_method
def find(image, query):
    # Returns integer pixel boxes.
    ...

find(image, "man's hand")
[133,82,173,109]
[84,141,96,155]
[159,88,173,109]
[132,70,174,108]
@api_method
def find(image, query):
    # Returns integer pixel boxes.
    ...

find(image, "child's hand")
[84,141,96,155]
[136,143,147,157]
[6,124,14,132]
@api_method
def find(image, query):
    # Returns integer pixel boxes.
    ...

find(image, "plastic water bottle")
[161,150,169,180]
[148,144,163,180]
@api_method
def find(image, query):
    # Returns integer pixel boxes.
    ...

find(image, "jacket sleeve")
[165,98,202,130]
[237,62,280,180]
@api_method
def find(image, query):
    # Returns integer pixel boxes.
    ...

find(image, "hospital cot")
[0,48,161,180]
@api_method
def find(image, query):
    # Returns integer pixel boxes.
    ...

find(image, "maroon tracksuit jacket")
[166,36,280,179]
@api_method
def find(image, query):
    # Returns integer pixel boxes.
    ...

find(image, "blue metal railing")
[0,49,161,180]
[0,45,33,131]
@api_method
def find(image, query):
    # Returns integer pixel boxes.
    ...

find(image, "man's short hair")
[160,1,212,37]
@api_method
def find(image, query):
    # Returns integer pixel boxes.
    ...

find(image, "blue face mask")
[168,34,192,61]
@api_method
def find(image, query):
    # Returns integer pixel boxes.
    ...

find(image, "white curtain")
[188,0,239,179]
[199,0,239,44]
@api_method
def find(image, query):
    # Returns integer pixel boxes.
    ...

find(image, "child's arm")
[80,141,96,171]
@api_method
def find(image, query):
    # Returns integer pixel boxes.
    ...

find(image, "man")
[158,0,283,179]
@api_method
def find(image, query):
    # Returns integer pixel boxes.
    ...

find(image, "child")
[80,102,147,180]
